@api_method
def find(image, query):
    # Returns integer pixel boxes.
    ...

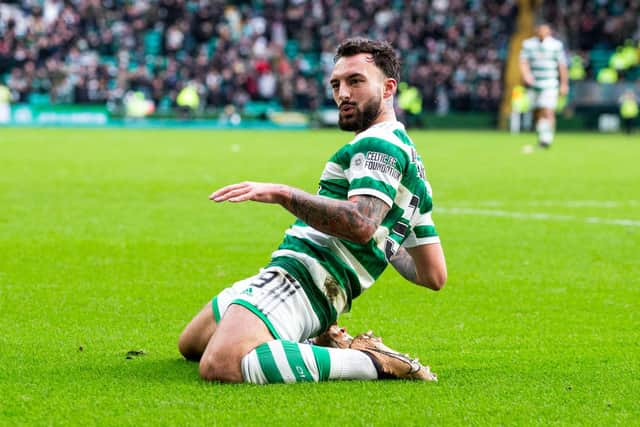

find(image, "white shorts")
[529,88,558,110]
[212,267,323,342]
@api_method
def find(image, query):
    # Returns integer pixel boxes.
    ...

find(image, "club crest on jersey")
[358,151,401,179]
[351,152,366,169]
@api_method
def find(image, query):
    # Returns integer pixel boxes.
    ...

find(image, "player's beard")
[338,94,382,133]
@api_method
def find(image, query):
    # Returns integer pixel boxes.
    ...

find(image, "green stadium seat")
[176,51,188,61]
[405,51,420,67]
[28,92,51,106]
[158,96,173,112]
[208,37,219,57]
[589,49,613,75]
[285,40,299,59]
[303,52,320,68]
[268,100,283,111]
[625,66,640,80]
[243,100,283,117]
[100,55,117,68]
[144,30,162,56]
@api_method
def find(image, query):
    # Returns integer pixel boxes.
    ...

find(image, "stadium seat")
[243,100,283,117]
[100,56,117,68]
[625,66,640,80]
[207,37,219,57]
[589,50,613,75]
[144,30,162,56]
[28,92,51,106]
[405,51,420,68]
[303,52,320,68]
[157,96,173,112]
[285,40,299,59]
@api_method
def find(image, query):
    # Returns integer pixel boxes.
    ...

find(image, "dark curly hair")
[334,38,400,82]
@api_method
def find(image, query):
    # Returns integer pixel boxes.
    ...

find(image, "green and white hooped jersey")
[269,121,439,326]
[520,36,566,91]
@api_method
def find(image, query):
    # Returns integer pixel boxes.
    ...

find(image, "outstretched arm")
[389,244,447,291]
[210,181,389,244]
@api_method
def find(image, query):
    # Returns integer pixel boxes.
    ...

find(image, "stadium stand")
[0,0,515,115]
[541,0,640,80]
[0,0,637,121]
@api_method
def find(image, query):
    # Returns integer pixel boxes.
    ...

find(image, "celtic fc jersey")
[520,36,566,91]
[268,121,439,327]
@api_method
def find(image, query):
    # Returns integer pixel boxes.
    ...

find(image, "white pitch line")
[584,217,640,227]
[449,200,640,208]
[438,207,640,227]
[540,200,640,208]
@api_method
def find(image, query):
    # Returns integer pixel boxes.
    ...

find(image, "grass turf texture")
[1,128,638,425]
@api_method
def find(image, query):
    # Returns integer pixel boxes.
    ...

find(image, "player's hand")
[523,75,534,87]
[559,83,569,97]
[209,181,289,204]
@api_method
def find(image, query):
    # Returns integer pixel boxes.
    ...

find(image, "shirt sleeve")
[343,136,408,207]
[403,211,440,247]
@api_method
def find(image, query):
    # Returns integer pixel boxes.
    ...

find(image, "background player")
[519,23,569,148]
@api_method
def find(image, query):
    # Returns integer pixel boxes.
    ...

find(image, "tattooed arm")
[389,247,418,283]
[210,181,389,244]
[389,244,447,290]
[283,188,389,244]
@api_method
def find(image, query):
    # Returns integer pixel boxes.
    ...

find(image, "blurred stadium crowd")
[542,0,639,51]
[0,0,638,115]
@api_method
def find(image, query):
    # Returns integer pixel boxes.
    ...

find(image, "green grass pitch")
[1,128,638,425]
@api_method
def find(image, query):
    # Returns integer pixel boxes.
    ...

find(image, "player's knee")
[430,270,447,290]
[199,352,243,383]
[198,357,219,381]
[178,330,201,362]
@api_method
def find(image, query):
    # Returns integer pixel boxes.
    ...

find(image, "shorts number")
[249,271,278,288]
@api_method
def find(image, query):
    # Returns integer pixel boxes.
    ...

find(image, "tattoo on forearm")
[390,247,418,283]
[283,189,388,243]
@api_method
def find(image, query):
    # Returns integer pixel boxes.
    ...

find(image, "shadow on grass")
[93,353,449,391]
[98,356,317,388]
[97,356,203,384]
